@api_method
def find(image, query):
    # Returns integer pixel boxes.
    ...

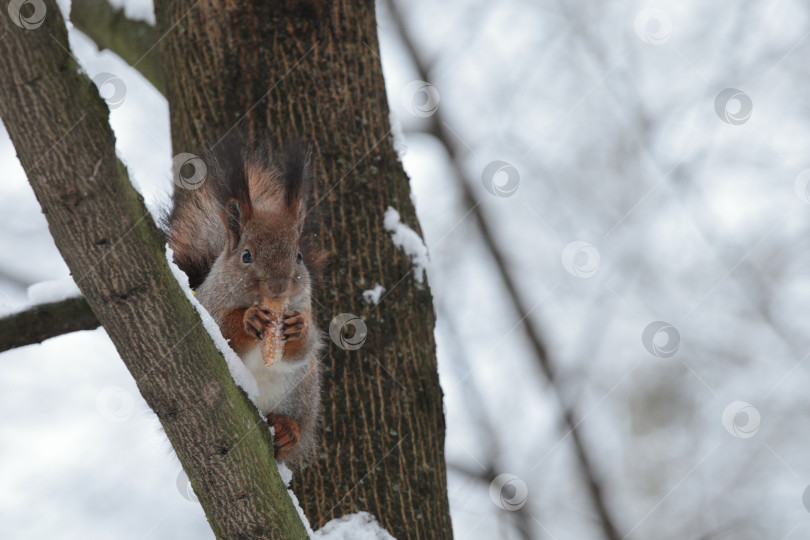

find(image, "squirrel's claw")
[282,311,305,342]
[243,304,273,340]
[266,413,300,459]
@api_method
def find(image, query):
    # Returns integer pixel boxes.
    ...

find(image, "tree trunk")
[0,3,307,538]
[153,1,452,537]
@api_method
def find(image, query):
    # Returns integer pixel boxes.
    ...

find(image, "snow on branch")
[383,206,428,283]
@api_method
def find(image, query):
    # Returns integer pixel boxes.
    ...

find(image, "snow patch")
[362,283,386,305]
[314,512,397,540]
[279,463,397,539]
[107,0,156,24]
[277,462,316,536]
[389,113,407,160]
[26,277,81,305]
[165,246,260,402]
[0,276,84,321]
[383,207,428,283]
[277,461,293,486]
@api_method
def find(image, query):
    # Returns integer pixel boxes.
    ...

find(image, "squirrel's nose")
[261,280,288,298]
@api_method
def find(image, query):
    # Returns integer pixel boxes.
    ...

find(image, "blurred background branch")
[384,0,622,537]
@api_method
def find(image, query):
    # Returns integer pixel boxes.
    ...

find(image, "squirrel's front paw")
[282,310,306,342]
[243,304,273,340]
[266,413,300,459]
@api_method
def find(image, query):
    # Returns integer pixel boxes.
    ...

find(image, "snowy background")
[3,0,810,538]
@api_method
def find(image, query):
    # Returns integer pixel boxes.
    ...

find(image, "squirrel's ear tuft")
[281,140,313,219]
[225,199,242,249]
[209,132,253,220]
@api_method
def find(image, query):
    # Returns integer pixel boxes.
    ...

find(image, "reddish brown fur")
[281,310,309,357]
[221,307,257,355]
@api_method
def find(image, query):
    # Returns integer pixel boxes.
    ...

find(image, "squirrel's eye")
[296,252,304,264]
[242,249,253,264]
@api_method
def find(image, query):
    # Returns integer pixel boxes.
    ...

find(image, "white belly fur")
[241,344,306,415]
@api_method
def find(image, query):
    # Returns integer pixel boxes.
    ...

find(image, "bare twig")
[384,1,623,538]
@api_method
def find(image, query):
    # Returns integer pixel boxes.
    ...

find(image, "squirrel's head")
[210,139,326,304]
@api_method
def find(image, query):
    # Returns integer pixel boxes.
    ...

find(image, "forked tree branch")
[0,2,305,537]
[384,1,623,538]
[70,0,166,96]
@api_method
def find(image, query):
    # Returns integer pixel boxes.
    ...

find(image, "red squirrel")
[165,136,327,468]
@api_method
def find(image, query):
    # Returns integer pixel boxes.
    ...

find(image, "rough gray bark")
[0,3,307,538]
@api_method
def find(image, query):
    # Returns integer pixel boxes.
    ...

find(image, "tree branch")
[384,1,623,538]
[0,297,99,353]
[0,3,305,537]
[70,0,166,96]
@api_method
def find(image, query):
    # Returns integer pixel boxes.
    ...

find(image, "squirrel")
[165,135,327,469]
